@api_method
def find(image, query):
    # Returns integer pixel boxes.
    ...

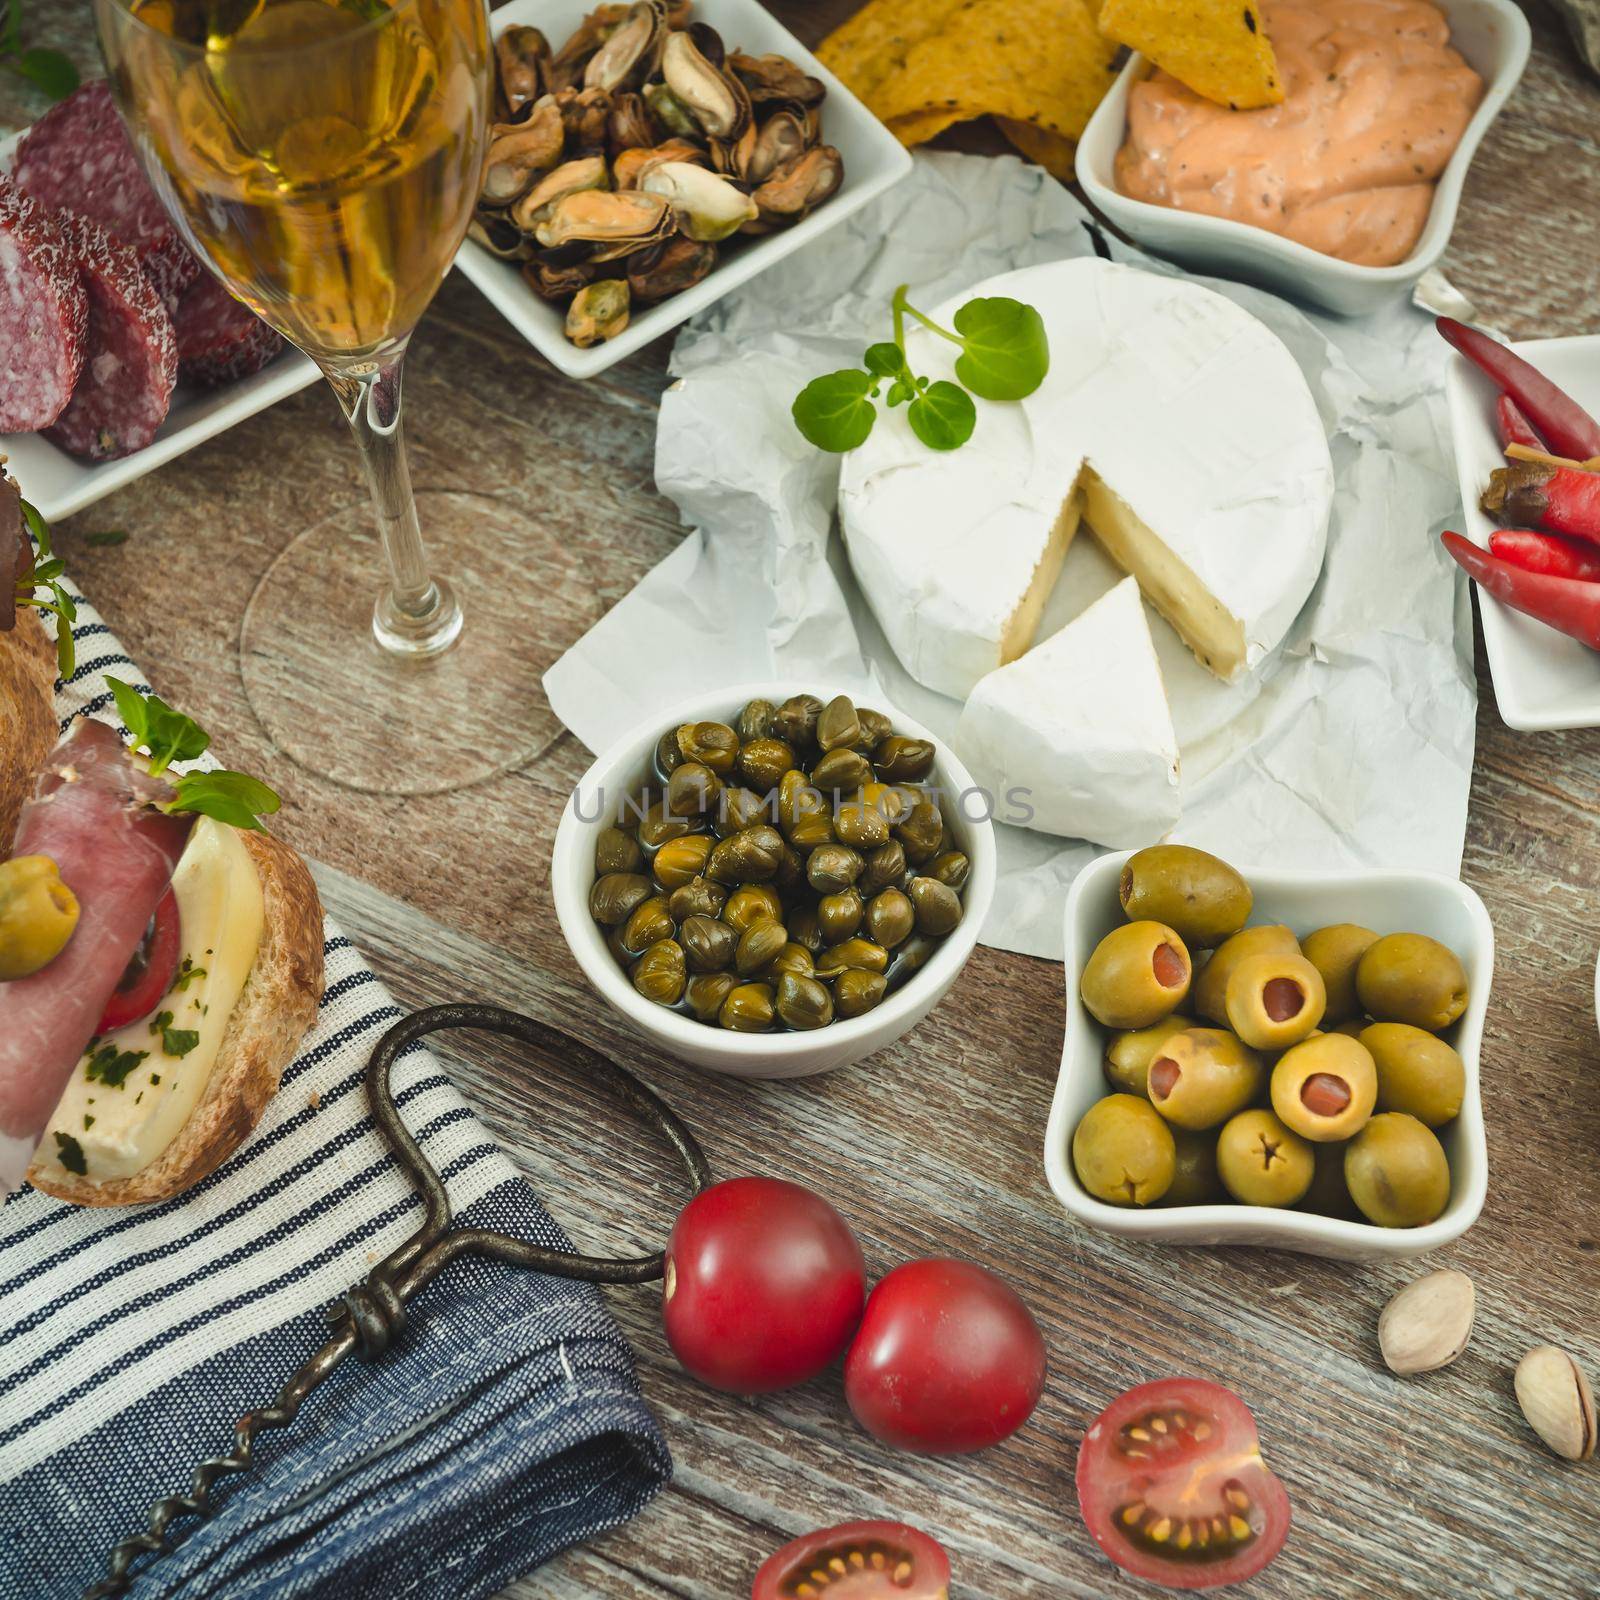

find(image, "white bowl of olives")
[551,681,997,1079]
[1044,848,1493,1261]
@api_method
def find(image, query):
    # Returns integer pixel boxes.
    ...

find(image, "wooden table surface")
[12,4,1600,1597]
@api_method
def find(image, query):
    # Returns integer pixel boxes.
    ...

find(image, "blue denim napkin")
[0,588,671,1599]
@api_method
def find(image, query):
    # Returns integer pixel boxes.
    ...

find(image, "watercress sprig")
[15,497,77,680]
[106,676,281,833]
[793,284,1049,454]
[1,2,78,101]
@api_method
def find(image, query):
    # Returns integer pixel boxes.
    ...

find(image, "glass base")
[240,488,602,795]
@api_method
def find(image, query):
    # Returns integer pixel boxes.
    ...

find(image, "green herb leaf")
[106,676,212,774]
[863,342,905,379]
[906,381,976,451]
[9,47,79,101]
[85,1044,149,1089]
[167,770,281,832]
[951,297,1050,401]
[792,369,878,453]
[171,956,208,992]
[162,1025,201,1059]
[53,1131,87,1176]
[85,529,129,548]
[15,497,75,678]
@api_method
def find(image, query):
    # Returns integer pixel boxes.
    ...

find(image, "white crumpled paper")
[545,153,1476,960]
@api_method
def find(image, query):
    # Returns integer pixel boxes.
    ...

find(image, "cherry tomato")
[96,889,181,1032]
[752,1520,951,1600]
[662,1176,865,1394]
[1076,1377,1291,1590]
[843,1258,1046,1454]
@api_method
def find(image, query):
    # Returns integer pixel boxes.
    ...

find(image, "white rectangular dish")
[0,127,319,524]
[1445,333,1600,731]
[456,0,914,380]
[1074,0,1530,317]
[1043,852,1493,1260]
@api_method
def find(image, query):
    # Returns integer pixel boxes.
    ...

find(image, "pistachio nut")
[1377,1268,1475,1375]
[1515,1345,1597,1461]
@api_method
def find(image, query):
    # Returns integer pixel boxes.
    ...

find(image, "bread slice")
[0,609,58,856]
[28,829,326,1205]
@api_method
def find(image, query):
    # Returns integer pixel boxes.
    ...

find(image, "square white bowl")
[1445,333,1600,731]
[1075,0,1530,317]
[1043,852,1493,1260]
[456,0,913,379]
[0,128,320,524]
[550,681,996,1080]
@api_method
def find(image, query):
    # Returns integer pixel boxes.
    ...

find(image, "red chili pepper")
[1439,318,1600,462]
[1496,394,1546,452]
[1489,529,1600,582]
[1482,463,1600,544]
[1442,530,1600,650]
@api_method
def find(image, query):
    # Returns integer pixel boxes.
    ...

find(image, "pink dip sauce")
[1115,0,1484,267]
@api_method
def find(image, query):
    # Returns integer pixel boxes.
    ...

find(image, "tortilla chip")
[1098,0,1284,109]
[887,109,968,147]
[871,0,1118,143]
[997,117,1077,179]
[817,0,974,106]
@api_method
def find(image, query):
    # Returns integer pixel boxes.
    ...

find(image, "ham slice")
[0,719,192,1193]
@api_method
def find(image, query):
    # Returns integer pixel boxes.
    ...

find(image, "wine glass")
[96,0,569,794]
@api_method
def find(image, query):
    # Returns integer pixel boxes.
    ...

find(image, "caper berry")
[927,850,971,892]
[788,812,836,852]
[895,800,943,863]
[861,839,907,893]
[637,800,694,852]
[666,762,721,817]
[886,934,941,988]
[773,841,805,889]
[632,939,686,1006]
[681,915,736,973]
[816,694,862,752]
[707,825,785,885]
[776,973,834,1031]
[807,844,863,894]
[766,941,815,979]
[867,888,914,950]
[773,694,823,748]
[653,729,684,781]
[676,720,739,775]
[719,981,776,1032]
[860,780,909,826]
[817,888,865,943]
[834,969,887,1018]
[716,785,772,837]
[835,796,890,850]
[812,747,872,793]
[778,769,828,831]
[621,894,675,958]
[908,876,962,936]
[595,826,643,876]
[856,707,893,751]
[653,833,714,890]
[737,698,777,743]
[668,875,726,922]
[874,735,936,783]
[738,737,797,791]
[815,936,889,978]
[736,918,788,977]
[589,872,653,926]
[686,972,738,1022]
[724,884,784,933]
[788,904,823,954]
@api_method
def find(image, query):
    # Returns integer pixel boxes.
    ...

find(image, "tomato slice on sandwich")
[96,887,180,1033]
[1077,1377,1290,1590]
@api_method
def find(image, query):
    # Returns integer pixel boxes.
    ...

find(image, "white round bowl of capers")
[552,682,997,1079]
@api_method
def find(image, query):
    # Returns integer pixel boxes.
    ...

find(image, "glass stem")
[323,346,463,660]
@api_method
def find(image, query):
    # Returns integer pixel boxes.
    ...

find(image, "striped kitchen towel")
[0,585,671,1600]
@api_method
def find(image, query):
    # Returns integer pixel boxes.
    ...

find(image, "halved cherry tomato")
[1076,1377,1291,1591]
[843,1258,1047,1454]
[752,1520,950,1600]
[662,1176,865,1394]
[96,888,181,1032]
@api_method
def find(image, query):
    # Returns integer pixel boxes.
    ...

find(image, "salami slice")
[0,178,88,433]
[0,719,193,1193]
[175,272,283,389]
[44,216,178,461]
[13,78,200,312]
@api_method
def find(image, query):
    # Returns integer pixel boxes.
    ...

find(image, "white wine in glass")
[97,0,562,793]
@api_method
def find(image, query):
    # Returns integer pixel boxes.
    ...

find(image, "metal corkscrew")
[84,1002,713,1600]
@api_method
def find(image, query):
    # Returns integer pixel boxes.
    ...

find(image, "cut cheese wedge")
[839,258,1333,699]
[955,577,1181,846]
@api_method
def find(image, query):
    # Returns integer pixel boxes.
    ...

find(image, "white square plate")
[1446,334,1600,731]
[0,128,320,524]
[456,0,913,379]
[1043,852,1493,1261]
